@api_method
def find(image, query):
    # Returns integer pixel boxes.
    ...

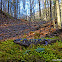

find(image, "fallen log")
[13,38,59,47]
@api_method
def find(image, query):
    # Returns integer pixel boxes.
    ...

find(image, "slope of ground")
[0,10,47,41]
[0,10,22,26]
[0,10,62,41]
[0,10,62,62]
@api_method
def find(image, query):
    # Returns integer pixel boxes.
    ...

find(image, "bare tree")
[50,0,52,20]
[61,0,62,24]
[38,0,41,20]
[53,0,56,28]
[44,0,47,20]
[30,0,34,21]
[56,0,61,29]
[1,0,2,11]
[8,0,9,13]
[16,0,19,18]
[22,0,26,9]
[47,0,50,17]
[12,0,17,18]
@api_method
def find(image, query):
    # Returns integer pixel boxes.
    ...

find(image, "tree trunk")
[56,0,61,29]
[19,3,20,19]
[5,2,7,12]
[14,6,16,18]
[61,0,62,27]
[44,0,47,20]
[38,0,41,20]
[1,0,2,11]
[3,3,5,11]
[47,0,49,17]
[23,0,25,9]
[52,0,56,28]
[8,0,9,13]
[17,0,19,18]
[50,0,52,20]
[33,9,35,21]
[29,0,32,31]
[12,0,17,18]
[10,5,12,16]
[30,0,32,21]
[14,0,17,18]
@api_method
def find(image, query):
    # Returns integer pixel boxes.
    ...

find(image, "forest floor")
[0,10,62,41]
[0,10,62,62]
[0,19,47,41]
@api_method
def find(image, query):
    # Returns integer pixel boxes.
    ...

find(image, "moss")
[0,39,62,62]
[41,36,59,40]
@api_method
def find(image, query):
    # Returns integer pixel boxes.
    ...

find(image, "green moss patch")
[0,39,62,62]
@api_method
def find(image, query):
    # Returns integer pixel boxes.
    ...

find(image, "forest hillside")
[0,0,62,62]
